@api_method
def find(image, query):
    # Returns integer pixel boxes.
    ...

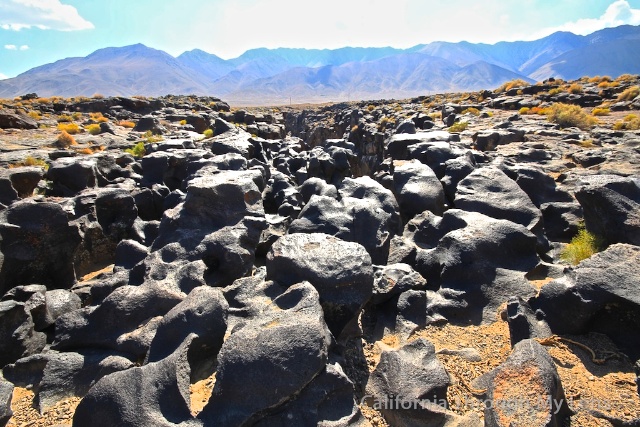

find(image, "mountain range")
[1,25,639,105]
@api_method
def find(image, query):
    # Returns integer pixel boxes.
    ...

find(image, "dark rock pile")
[1,78,640,426]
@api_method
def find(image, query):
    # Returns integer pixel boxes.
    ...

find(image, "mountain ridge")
[0,25,639,105]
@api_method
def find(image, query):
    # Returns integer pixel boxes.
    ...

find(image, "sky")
[1,0,640,79]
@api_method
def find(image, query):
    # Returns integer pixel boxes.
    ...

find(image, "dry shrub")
[547,103,598,130]
[57,131,77,147]
[57,122,80,134]
[495,79,529,93]
[118,120,136,128]
[568,83,583,94]
[617,86,639,101]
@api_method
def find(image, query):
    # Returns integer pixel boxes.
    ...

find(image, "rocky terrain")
[0,74,639,427]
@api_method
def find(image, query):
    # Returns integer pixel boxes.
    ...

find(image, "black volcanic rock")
[0,111,38,130]
[575,174,640,246]
[0,200,81,295]
[266,233,373,339]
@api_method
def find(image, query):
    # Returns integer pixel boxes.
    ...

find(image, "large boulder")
[72,336,195,427]
[455,166,545,247]
[365,338,477,427]
[0,200,82,295]
[146,286,228,373]
[415,210,539,324]
[95,189,138,241]
[0,167,43,206]
[0,377,12,427]
[290,176,402,264]
[533,244,640,360]
[574,175,640,246]
[198,282,332,426]
[385,131,455,160]
[266,233,374,339]
[392,160,445,220]
[0,300,46,368]
[52,284,184,358]
[46,158,98,196]
[252,362,367,426]
[3,349,134,412]
[0,111,38,129]
[139,168,266,291]
[472,339,570,427]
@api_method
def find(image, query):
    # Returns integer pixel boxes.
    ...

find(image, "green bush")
[203,129,214,138]
[448,121,468,133]
[86,123,101,135]
[125,141,146,158]
[560,226,603,265]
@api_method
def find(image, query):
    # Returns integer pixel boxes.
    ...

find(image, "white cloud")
[0,0,94,31]
[4,44,29,50]
[539,0,640,36]
[0,73,8,80]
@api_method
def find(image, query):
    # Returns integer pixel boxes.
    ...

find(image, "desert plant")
[560,226,603,265]
[617,86,640,101]
[591,107,610,116]
[57,122,80,134]
[92,93,105,99]
[89,112,109,123]
[530,106,550,115]
[203,129,214,138]
[77,147,94,155]
[57,131,77,147]
[367,104,375,112]
[118,120,136,128]
[613,113,640,130]
[548,88,562,96]
[547,103,597,130]
[143,130,163,143]
[462,107,480,116]
[27,111,42,120]
[616,74,637,82]
[519,107,531,115]
[179,119,187,125]
[495,79,529,93]
[598,81,611,89]
[378,116,396,131]
[57,114,73,123]
[9,156,48,169]
[86,123,101,135]
[125,141,146,158]
[448,121,468,133]
[568,83,583,94]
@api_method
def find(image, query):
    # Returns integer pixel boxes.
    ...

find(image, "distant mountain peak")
[0,24,638,105]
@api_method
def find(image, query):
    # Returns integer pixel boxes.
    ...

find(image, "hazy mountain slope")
[530,39,640,81]
[0,44,212,97]
[412,31,587,75]
[223,54,528,104]
[177,49,235,81]
[451,61,535,90]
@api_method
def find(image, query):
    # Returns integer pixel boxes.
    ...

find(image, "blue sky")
[1,0,640,79]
